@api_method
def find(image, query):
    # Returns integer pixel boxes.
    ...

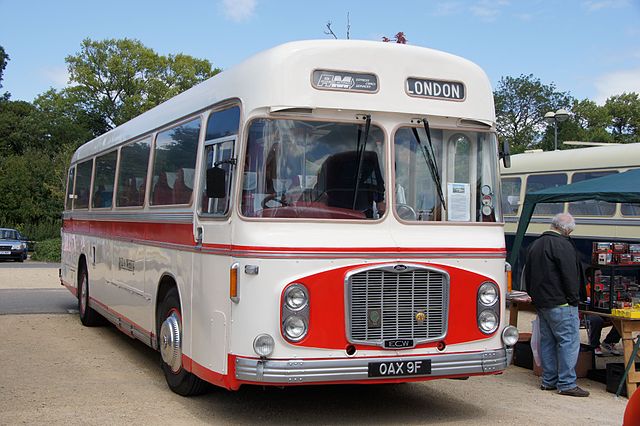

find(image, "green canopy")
[509,168,640,266]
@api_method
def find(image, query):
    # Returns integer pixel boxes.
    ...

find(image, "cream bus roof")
[72,39,495,164]
[500,143,640,175]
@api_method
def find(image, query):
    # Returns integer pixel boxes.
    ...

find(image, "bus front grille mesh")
[347,267,448,345]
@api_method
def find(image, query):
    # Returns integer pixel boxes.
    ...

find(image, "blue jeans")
[537,305,580,391]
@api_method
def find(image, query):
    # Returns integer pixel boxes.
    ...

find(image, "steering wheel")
[396,203,417,221]
[261,193,288,208]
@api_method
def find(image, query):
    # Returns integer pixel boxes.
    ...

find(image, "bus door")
[192,105,240,373]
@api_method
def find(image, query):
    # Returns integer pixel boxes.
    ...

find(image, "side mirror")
[206,167,227,198]
[499,139,511,168]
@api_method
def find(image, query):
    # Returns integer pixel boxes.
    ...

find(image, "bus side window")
[201,106,240,216]
[526,173,567,216]
[74,160,94,210]
[116,138,151,208]
[501,177,521,215]
[150,118,201,206]
[65,166,76,211]
[568,170,617,216]
[92,150,117,209]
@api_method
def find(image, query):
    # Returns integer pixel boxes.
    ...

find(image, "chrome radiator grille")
[347,265,448,345]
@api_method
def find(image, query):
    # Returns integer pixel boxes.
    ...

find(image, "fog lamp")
[502,325,519,347]
[253,334,275,357]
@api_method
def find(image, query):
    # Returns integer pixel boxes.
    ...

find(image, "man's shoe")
[601,343,622,356]
[540,384,557,391]
[558,386,590,397]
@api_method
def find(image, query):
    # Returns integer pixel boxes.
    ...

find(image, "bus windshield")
[241,118,385,220]
[394,127,500,222]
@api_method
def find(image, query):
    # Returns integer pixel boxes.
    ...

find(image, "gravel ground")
[0,266,629,425]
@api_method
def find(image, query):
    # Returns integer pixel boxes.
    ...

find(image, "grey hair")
[551,213,575,235]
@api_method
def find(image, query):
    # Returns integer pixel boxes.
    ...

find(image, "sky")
[1,0,639,105]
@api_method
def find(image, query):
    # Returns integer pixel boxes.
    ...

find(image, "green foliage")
[0,45,7,86]
[16,219,61,241]
[0,150,64,225]
[569,98,615,144]
[0,100,48,156]
[0,45,9,100]
[31,237,61,262]
[65,38,220,131]
[494,74,572,153]
[605,93,640,142]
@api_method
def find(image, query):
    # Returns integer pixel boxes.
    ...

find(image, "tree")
[1,45,10,99]
[0,150,62,226]
[493,74,573,153]
[34,88,100,149]
[65,38,220,131]
[0,100,48,156]
[605,93,640,143]
[569,98,614,144]
[0,46,8,87]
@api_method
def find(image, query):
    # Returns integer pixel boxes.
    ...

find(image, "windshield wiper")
[411,118,447,211]
[352,114,372,210]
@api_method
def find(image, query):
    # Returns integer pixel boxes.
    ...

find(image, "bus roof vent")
[270,106,314,114]
[458,118,492,128]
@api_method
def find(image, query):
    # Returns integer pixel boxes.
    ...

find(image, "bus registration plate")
[368,359,431,377]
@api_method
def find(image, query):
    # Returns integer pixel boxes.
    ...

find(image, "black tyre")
[78,262,102,326]
[157,287,208,396]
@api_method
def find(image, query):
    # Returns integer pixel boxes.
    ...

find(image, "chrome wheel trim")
[160,312,182,373]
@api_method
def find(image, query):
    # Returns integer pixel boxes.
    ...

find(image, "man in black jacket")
[524,212,589,397]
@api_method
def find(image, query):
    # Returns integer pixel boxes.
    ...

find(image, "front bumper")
[0,249,26,260]
[235,348,510,384]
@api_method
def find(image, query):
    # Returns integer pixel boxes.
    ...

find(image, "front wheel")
[157,287,208,396]
[78,265,102,326]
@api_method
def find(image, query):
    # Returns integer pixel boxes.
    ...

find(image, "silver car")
[0,228,28,262]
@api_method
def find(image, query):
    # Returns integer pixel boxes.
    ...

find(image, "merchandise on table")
[587,241,640,313]
[592,241,640,265]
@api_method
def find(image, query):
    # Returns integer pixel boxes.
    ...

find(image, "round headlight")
[283,315,308,341]
[478,282,499,306]
[478,309,499,334]
[502,325,519,346]
[253,334,275,357]
[284,284,308,311]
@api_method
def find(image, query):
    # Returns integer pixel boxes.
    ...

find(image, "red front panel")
[283,262,492,350]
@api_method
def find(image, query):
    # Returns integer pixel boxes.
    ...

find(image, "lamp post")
[544,109,569,150]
